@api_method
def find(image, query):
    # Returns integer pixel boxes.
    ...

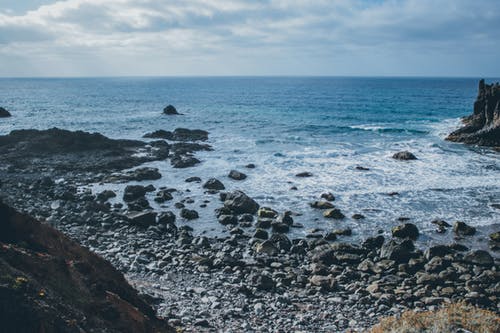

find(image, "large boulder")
[380,239,415,263]
[123,185,148,202]
[392,151,417,160]
[0,107,11,118]
[392,223,419,240]
[224,190,259,214]
[203,178,225,191]
[447,79,500,146]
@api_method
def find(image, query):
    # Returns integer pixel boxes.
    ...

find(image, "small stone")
[296,172,313,177]
[310,201,335,209]
[228,170,247,180]
[323,208,345,219]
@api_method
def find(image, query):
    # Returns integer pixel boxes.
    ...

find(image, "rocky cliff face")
[446,79,500,147]
[0,201,173,333]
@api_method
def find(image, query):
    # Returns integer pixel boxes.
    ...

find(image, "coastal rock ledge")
[446,79,500,147]
[0,201,173,333]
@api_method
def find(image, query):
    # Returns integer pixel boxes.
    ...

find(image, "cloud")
[0,0,499,76]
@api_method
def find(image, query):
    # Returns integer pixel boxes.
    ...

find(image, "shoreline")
[0,126,498,331]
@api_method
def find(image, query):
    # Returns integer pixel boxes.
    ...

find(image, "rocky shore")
[0,127,498,332]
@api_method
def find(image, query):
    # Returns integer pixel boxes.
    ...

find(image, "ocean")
[1,77,499,248]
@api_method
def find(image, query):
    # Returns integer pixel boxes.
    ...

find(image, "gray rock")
[123,185,147,202]
[203,178,225,191]
[392,151,417,160]
[392,223,419,240]
[453,221,476,236]
[180,208,199,220]
[224,190,259,214]
[464,250,494,267]
[127,211,157,227]
[323,208,345,219]
[228,170,247,180]
[0,107,11,118]
[163,104,179,115]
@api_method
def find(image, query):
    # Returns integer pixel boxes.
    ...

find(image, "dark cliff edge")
[446,79,500,147]
[0,201,173,333]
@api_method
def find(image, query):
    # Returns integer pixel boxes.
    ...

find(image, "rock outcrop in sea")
[0,107,11,117]
[447,79,500,147]
[0,201,173,333]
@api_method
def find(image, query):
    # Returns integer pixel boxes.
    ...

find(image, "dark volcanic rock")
[463,250,494,267]
[0,201,172,333]
[392,223,419,240]
[127,211,157,227]
[123,185,148,202]
[380,239,415,263]
[447,79,500,146]
[296,172,313,178]
[143,130,171,139]
[224,191,259,214]
[0,128,169,174]
[203,178,225,191]
[323,208,345,219]
[228,170,247,180]
[180,208,199,220]
[171,155,201,168]
[0,107,12,118]
[144,129,208,142]
[392,151,417,160]
[453,221,476,236]
[163,105,179,115]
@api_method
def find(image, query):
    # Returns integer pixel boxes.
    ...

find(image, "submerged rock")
[163,104,179,115]
[447,79,500,146]
[0,107,11,118]
[392,151,417,160]
[228,170,247,180]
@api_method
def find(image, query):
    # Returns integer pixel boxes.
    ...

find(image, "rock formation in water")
[446,79,500,147]
[0,201,173,333]
[0,107,11,117]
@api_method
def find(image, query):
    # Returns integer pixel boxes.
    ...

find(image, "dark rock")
[203,178,225,191]
[154,190,173,203]
[123,185,147,202]
[362,235,385,250]
[158,211,176,225]
[258,207,278,219]
[218,214,238,225]
[245,163,256,169]
[352,214,365,219]
[143,129,171,139]
[0,201,172,333]
[296,172,313,177]
[380,239,415,263]
[163,105,179,115]
[271,222,290,233]
[320,192,335,201]
[169,128,208,142]
[392,223,419,240]
[185,176,201,183]
[453,221,476,236]
[253,229,269,240]
[277,211,294,225]
[97,190,116,202]
[256,219,271,229]
[310,201,335,209]
[224,191,259,214]
[490,231,500,242]
[355,166,370,171]
[255,241,279,256]
[170,155,201,168]
[127,197,151,211]
[269,234,292,252]
[309,275,336,291]
[311,245,336,265]
[332,228,352,236]
[127,167,161,181]
[180,208,199,220]
[424,245,454,260]
[446,79,500,146]
[255,275,275,291]
[127,211,157,227]
[324,232,337,241]
[228,170,247,180]
[392,151,417,160]
[0,107,12,118]
[464,250,494,267]
[323,208,345,219]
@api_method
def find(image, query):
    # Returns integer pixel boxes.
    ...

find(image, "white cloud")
[0,0,499,76]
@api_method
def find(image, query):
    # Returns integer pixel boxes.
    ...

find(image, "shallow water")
[1,77,499,247]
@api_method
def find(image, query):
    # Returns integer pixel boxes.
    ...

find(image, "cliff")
[0,201,173,333]
[446,79,500,147]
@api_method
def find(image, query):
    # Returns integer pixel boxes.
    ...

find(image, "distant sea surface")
[1,77,499,247]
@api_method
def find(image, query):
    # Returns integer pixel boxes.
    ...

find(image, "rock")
[97,190,116,202]
[123,185,147,202]
[446,79,500,146]
[352,214,365,219]
[143,130,171,139]
[180,208,199,220]
[203,178,225,191]
[453,221,476,236]
[311,245,336,265]
[258,207,278,219]
[185,176,201,183]
[154,190,173,203]
[158,211,176,225]
[127,211,157,227]
[269,233,292,252]
[320,192,335,201]
[324,232,337,241]
[218,214,238,225]
[380,239,415,263]
[392,223,419,240]
[296,172,313,177]
[170,155,201,168]
[392,151,417,160]
[245,163,256,169]
[0,107,12,118]
[253,229,269,240]
[332,228,352,236]
[169,128,208,142]
[424,245,454,260]
[464,250,494,267]
[323,208,345,219]
[255,241,279,256]
[271,222,289,233]
[309,275,336,291]
[228,170,247,180]
[355,166,370,171]
[310,201,335,209]
[163,104,179,115]
[490,231,500,242]
[277,211,294,225]
[224,191,259,214]
[255,274,275,291]
[127,197,151,211]
[362,235,385,250]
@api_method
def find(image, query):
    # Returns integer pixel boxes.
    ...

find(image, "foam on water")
[1,77,499,248]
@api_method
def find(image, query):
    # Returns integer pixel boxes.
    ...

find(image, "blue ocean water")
[0,77,499,246]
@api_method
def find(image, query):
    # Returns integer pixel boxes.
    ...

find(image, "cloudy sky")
[0,0,499,77]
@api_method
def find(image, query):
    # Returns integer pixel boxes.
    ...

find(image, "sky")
[0,0,499,77]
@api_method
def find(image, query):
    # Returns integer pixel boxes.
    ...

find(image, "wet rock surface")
[0,106,12,117]
[0,126,498,332]
[447,79,500,147]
